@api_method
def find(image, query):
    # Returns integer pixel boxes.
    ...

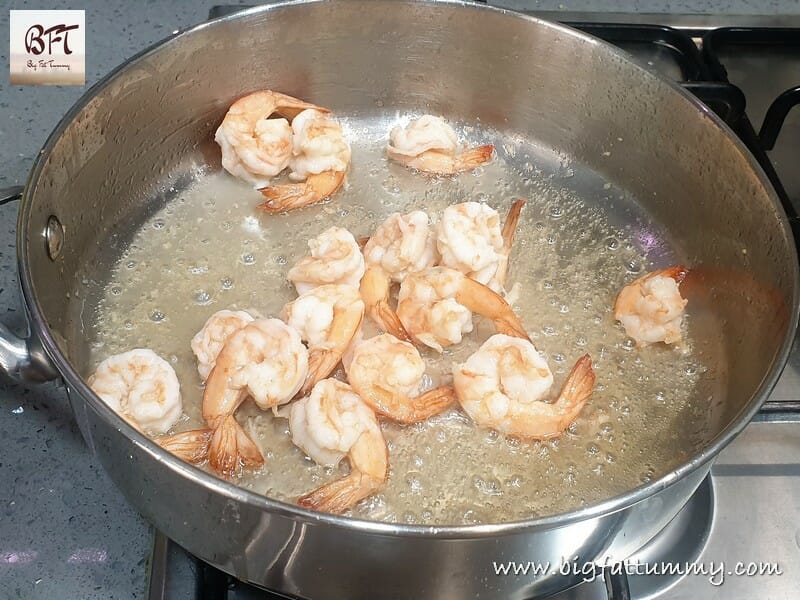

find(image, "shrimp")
[436,199,525,293]
[360,211,437,340]
[215,90,329,187]
[282,284,365,397]
[387,115,493,175]
[88,349,182,436]
[287,226,366,295]
[290,379,388,513]
[437,201,502,286]
[613,266,689,346]
[259,109,350,212]
[396,266,530,352]
[191,309,255,380]
[363,211,438,283]
[202,318,309,477]
[453,334,596,439]
[346,333,455,423]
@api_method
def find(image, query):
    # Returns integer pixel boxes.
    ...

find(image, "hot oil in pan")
[81,119,718,525]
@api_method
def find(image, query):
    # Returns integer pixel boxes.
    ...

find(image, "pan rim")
[17,0,800,539]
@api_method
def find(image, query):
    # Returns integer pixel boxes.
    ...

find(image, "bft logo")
[10,10,85,85]
[25,23,80,56]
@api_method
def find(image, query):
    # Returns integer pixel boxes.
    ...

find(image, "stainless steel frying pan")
[1,1,796,598]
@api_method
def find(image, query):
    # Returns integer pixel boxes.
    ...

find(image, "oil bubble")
[193,290,211,305]
[625,260,641,273]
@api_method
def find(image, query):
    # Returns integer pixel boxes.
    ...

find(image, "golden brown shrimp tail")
[360,265,413,342]
[271,92,330,121]
[258,170,345,213]
[298,429,387,513]
[158,429,213,464]
[455,144,495,171]
[299,306,364,397]
[201,362,248,425]
[493,315,530,341]
[297,470,382,514]
[491,198,527,291]
[502,198,526,253]
[393,144,494,175]
[300,349,344,398]
[202,353,262,476]
[630,265,690,289]
[208,415,264,478]
[361,384,455,423]
[405,386,456,423]
[258,182,314,212]
[554,354,596,430]
[663,265,690,285]
[374,301,413,342]
[455,276,530,341]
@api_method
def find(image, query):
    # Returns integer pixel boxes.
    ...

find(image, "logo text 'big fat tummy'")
[9,10,85,85]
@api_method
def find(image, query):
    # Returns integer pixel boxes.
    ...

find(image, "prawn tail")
[454,144,495,172]
[374,300,413,342]
[158,428,213,464]
[208,415,264,478]
[297,471,381,514]
[502,198,526,252]
[662,265,690,285]
[258,170,344,213]
[556,354,596,421]
[405,385,456,423]
[300,348,344,397]
[494,313,531,342]
[456,276,530,341]
[361,265,412,342]
[273,93,331,120]
[258,183,315,213]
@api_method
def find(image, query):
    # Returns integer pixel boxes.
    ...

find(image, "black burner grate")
[196,560,298,600]
[703,28,800,209]
[603,569,632,600]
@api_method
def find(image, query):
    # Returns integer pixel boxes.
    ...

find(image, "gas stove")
[142,5,800,599]
[2,4,799,600]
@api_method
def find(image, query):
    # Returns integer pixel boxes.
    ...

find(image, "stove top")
[136,4,800,599]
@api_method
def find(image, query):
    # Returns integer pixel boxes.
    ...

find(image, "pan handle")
[0,185,59,383]
[0,186,24,205]
[0,322,58,383]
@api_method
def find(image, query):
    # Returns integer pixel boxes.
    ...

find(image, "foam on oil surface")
[79,119,714,525]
